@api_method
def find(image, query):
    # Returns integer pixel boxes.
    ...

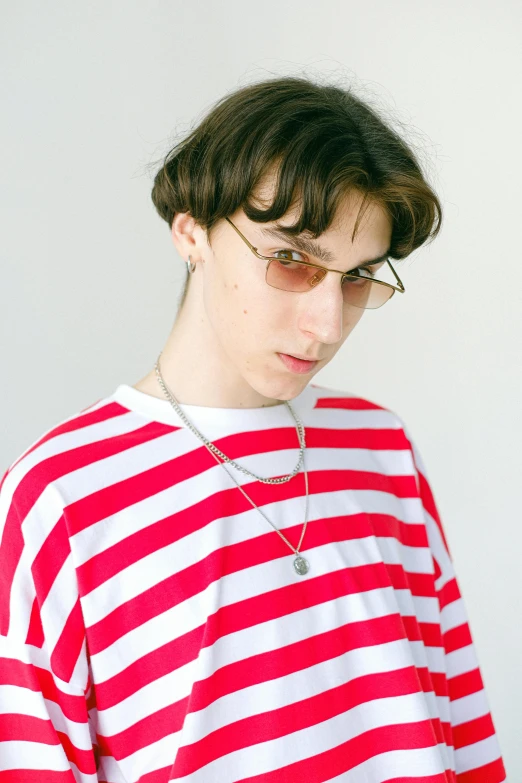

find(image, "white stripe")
[88,525,414,675]
[65,441,428,566]
[100,733,180,783]
[441,596,468,633]
[90,577,401,680]
[445,644,481,679]
[0,635,83,695]
[1,408,148,507]
[39,553,85,680]
[80,494,434,628]
[181,647,440,746]
[6,483,65,639]
[0,685,92,752]
[372,534,434,573]
[455,734,503,772]
[327,746,450,782]
[97,636,415,735]
[393,590,440,624]
[1,395,110,482]
[450,690,491,727]
[81,510,390,623]
[173,692,446,783]
[0,740,74,772]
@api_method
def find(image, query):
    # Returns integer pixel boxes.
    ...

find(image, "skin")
[133,175,392,409]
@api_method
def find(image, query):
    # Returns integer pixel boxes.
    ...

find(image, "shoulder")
[0,389,143,640]
[1,390,128,506]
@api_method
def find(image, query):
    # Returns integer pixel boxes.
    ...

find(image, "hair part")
[150,76,443,312]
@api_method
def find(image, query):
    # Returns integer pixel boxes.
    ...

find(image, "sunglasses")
[225,217,405,310]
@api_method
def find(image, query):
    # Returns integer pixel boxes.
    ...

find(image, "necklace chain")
[153,354,310,572]
[154,358,306,485]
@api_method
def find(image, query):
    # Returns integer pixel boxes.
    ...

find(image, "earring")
[187,255,196,274]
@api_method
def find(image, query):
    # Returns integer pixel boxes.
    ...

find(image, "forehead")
[247,193,391,267]
[251,172,391,240]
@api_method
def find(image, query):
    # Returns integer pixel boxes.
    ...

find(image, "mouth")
[277,353,320,374]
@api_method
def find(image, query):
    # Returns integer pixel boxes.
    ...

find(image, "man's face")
[185,187,392,403]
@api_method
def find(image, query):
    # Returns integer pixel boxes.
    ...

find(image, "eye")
[353,266,376,279]
[272,249,306,263]
[347,260,387,279]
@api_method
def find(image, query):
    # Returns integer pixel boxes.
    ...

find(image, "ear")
[170,212,200,260]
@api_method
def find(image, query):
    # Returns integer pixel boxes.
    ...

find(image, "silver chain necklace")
[154,353,310,576]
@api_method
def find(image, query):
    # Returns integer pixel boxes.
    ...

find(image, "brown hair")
[150,76,442,311]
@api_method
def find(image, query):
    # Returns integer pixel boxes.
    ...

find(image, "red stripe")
[437,577,461,610]
[367,514,429,548]
[50,598,85,683]
[188,621,416,716]
[313,394,388,411]
[0,715,96,775]
[0,505,23,636]
[0,657,88,723]
[418,621,444,648]
[70,449,418,544]
[57,729,97,775]
[401,616,443,649]
[31,513,71,610]
[94,623,205,710]
[456,756,506,783]
[443,623,472,654]
[234,720,441,783]
[86,556,397,655]
[137,765,172,783]
[453,713,496,749]
[431,671,449,698]
[386,565,436,597]
[0,419,172,635]
[77,497,428,600]
[448,668,484,702]
[6,401,129,473]
[0,712,59,744]
[178,670,434,776]
[97,696,189,758]
[25,597,45,647]
[92,611,431,714]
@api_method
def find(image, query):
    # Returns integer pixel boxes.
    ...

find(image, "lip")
[287,353,323,361]
[277,352,320,374]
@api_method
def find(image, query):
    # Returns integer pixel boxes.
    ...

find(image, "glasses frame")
[225,216,405,308]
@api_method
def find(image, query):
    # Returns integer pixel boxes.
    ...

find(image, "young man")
[0,77,506,782]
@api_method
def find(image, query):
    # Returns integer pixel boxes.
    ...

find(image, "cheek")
[206,273,267,340]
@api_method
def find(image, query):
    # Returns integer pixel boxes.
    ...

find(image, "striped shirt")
[0,381,507,782]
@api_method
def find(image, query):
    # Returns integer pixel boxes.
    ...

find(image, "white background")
[2,1,520,777]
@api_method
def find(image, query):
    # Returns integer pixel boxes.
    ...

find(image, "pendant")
[293,555,310,575]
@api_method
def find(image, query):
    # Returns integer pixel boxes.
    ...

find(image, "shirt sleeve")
[0,466,100,782]
[403,428,507,783]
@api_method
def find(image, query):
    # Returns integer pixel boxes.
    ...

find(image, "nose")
[298,272,345,345]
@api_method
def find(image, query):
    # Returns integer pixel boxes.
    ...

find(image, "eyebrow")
[258,226,390,269]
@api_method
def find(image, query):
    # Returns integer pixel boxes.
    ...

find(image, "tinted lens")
[266,259,394,309]
[267,258,325,292]
[342,274,394,309]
